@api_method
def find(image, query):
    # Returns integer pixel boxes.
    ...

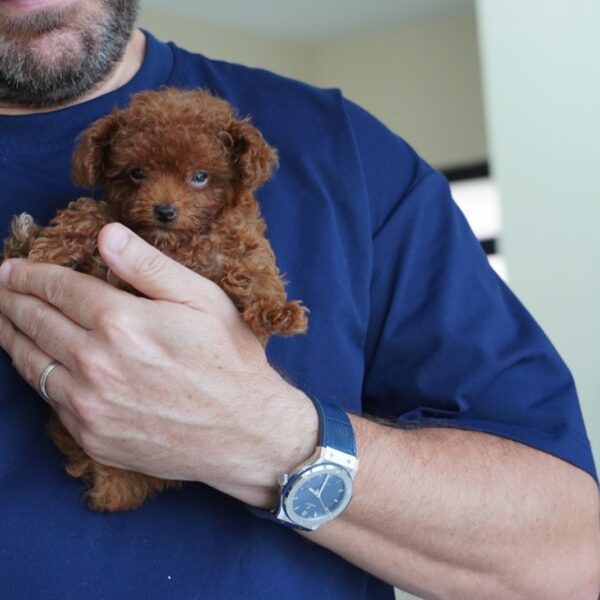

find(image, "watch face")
[283,463,353,528]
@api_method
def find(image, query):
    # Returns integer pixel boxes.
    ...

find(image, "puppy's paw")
[246,300,309,339]
[271,300,309,336]
[3,213,40,258]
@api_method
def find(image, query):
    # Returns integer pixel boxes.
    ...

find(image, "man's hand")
[0,222,318,508]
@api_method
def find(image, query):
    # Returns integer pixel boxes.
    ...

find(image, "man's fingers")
[0,258,132,329]
[0,284,89,371]
[0,312,74,411]
[98,223,226,310]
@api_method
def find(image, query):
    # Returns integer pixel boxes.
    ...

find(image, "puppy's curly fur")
[3,88,308,512]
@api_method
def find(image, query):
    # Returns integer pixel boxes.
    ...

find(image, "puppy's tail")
[3,212,41,259]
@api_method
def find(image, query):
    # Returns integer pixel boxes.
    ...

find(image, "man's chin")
[0,0,140,108]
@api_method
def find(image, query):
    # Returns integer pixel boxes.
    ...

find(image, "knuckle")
[97,308,129,334]
[96,309,138,347]
[74,349,109,383]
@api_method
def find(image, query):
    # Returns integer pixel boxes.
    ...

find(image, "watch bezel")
[281,462,353,530]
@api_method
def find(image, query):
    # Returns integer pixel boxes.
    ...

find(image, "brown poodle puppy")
[3,88,308,512]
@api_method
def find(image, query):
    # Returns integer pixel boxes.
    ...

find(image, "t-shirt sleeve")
[343,98,597,481]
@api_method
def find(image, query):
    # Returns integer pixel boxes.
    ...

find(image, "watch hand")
[317,495,329,515]
[317,474,331,497]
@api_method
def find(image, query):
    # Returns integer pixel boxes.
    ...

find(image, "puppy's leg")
[27,198,109,271]
[84,466,183,513]
[218,253,309,343]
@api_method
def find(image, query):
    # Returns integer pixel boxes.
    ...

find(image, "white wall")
[139,7,311,83]
[476,0,600,462]
[307,14,487,168]
[139,8,486,169]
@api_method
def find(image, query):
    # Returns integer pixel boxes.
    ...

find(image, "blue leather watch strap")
[246,504,311,531]
[314,400,356,456]
[246,397,356,529]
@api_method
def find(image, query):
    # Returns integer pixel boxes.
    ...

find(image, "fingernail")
[106,224,129,254]
[0,261,12,285]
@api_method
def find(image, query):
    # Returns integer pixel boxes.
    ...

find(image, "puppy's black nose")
[153,203,177,223]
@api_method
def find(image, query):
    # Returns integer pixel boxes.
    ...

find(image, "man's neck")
[0,28,146,116]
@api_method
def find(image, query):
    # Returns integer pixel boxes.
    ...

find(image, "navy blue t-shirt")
[0,31,596,599]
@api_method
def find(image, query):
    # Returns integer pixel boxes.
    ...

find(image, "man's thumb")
[98,222,219,307]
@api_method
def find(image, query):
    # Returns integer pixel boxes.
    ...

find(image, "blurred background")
[139,1,599,597]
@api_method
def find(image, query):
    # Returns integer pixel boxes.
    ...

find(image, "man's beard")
[0,0,140,108]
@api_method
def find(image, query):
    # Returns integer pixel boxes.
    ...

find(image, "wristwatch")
[249,399,358,531]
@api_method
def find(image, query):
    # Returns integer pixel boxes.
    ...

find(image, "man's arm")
[305,416,600,599]
[0,225,598,600]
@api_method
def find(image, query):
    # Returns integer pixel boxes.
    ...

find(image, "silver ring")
[39,359,60,403]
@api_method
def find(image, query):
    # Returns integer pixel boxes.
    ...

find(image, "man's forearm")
[303,416,600,600]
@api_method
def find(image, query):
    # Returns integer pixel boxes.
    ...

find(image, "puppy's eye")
[129,168,145,183]
[190,170,210,188]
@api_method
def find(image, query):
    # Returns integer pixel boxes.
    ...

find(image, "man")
[0,1,598,598]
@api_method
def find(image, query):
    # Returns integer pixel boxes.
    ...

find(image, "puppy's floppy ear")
[72,112,121,188]
[222,117,279,191]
